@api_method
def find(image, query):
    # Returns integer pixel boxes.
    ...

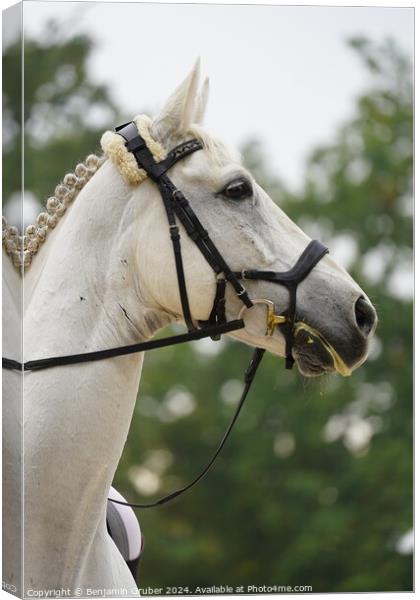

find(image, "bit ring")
[238,299,287,336]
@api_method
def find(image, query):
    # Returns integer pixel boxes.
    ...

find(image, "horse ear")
[152,59,201,140]
[194,77,209,125]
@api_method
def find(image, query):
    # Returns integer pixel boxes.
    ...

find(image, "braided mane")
[2,153,105,273]
[2,115,168,274]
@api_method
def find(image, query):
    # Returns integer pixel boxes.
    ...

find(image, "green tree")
[3,20,118,205]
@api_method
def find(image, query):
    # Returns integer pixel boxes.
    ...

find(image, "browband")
[115,121,203,182]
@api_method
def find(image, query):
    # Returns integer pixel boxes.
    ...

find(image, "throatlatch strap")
[109,347,265,509]
[170,225,195,332]
[199,278,227,340]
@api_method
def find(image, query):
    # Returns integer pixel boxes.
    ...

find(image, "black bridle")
[2,121,328,509]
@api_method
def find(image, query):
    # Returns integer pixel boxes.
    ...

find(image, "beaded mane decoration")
[2,116,163,273]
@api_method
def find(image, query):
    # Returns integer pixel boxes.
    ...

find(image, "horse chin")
[292,326,338,378]
[293,351,334,378]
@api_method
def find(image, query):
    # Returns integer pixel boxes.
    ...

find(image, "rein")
[2,120,328,509]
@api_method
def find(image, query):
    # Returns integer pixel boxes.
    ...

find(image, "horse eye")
[223,178,253,200]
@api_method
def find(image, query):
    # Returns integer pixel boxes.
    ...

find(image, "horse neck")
[23,161,173,584]
[25,159,173,352]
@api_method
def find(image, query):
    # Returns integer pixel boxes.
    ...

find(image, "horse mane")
[2,153,106,273]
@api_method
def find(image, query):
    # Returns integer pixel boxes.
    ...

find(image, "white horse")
[3,251,23,596]
[4,62,377,595]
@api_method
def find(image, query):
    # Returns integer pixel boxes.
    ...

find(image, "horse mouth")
[294,350,333,377]
[292,321,352,378]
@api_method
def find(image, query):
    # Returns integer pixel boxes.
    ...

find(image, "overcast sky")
[22,1,414,192]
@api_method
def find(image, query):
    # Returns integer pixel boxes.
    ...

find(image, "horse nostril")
[354,296,377,337]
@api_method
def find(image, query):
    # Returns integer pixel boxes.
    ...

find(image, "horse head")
[104,61,377,377]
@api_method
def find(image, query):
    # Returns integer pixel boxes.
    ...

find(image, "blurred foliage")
[8,25,412,592]
[3,20,118,204]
